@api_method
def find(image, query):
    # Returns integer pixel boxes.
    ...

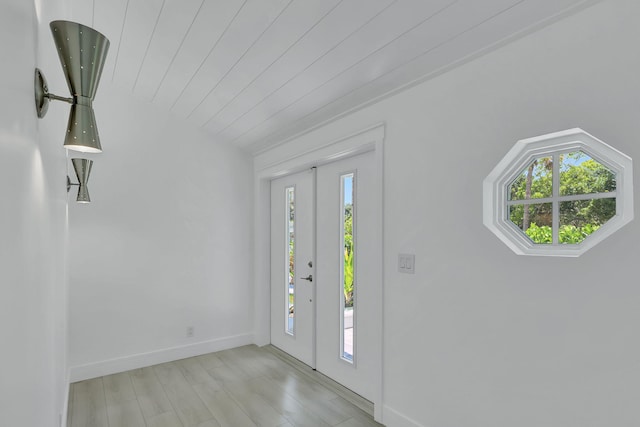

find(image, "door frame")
[253,123,385,421]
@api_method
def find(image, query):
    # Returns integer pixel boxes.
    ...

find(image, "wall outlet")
[186,326,194,337]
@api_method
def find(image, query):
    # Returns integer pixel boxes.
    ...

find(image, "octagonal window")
[507,152,618,245]
[484,129,633,257]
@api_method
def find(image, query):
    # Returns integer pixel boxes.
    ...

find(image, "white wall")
[256,1,640,426]
[0,1,69,426]
[68,83,254,380]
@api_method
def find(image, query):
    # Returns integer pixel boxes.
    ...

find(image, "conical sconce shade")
[50,20,110,153]
[65,103,101,153]
[76,184,91,203]
[50,20,110,101]
[72,158,93,203]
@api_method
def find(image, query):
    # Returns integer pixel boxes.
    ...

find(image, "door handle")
[300,274,313,282]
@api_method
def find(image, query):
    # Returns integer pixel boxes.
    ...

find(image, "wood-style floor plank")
[193,385,258,427]
[195,420,224,427]
[68,345,382,427]
[328,396,380,423]
[206,362,251,384]
[70,378,108,427]
[195,353,225,371]
[153,361,190,387]
[294,395,351,426]
[102,372,137,405]
[216,347,271,379]
[336,418,383,427]
[225,381,289,427]
[129,367,174,420]
[163,382,215,427]
[175,357,221,387]
[105,399,146,427]
[244,377,332,427]
[146,411,186,427]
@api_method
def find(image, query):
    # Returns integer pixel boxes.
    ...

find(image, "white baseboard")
[383,404,425,427]
[69,333,253,382]
[60,369,70,427]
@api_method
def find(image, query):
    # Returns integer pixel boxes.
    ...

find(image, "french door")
[270,169,315,366]
[270,151,378,402]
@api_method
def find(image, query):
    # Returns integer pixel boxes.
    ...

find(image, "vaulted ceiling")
[69,0,594,154]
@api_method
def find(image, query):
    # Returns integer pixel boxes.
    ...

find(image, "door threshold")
[263,344,374,417]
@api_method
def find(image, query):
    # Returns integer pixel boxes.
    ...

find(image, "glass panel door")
[316,151,378,402]
[270,170,314,367]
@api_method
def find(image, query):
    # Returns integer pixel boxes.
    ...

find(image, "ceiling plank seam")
[233,0,527,146]
[151,0,206,102]
[200,0,348,129]
[132,0,167,93]
[168,0,249,110]
[211,0,402,138]
[111,0,131,82]
[185,0,296,119]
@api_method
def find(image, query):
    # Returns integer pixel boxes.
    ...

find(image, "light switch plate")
[398,253,415,274]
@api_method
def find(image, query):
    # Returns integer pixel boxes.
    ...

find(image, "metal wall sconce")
[35,20,109,204]
[67,159,93,204]
[35,20,110,153]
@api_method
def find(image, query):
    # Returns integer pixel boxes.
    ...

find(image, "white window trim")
[483,128,633,257]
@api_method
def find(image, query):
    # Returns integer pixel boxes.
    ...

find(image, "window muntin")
[341,173,355,363]
[285,186,295,335]
[483,129,633,257]
[507,151,617,245]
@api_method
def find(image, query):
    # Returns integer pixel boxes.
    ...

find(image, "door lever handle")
[300,274,313,282]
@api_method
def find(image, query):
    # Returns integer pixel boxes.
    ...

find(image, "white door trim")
[253,122,385,422]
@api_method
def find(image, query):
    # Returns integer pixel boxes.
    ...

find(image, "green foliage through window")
[343,203,354,307]
[509,151,616,245]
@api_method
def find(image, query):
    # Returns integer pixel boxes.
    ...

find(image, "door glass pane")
[286,186,295,335]
[341,173,355,363]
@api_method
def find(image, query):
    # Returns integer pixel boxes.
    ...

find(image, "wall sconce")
[34,20,110,153]
[67,159,93,204]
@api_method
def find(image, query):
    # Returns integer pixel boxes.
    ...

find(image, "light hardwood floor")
[67,345,383,427]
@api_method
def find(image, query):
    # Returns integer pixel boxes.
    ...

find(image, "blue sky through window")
[344,175,353,205]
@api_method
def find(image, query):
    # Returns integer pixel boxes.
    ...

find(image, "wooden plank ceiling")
[70,0,594,153]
